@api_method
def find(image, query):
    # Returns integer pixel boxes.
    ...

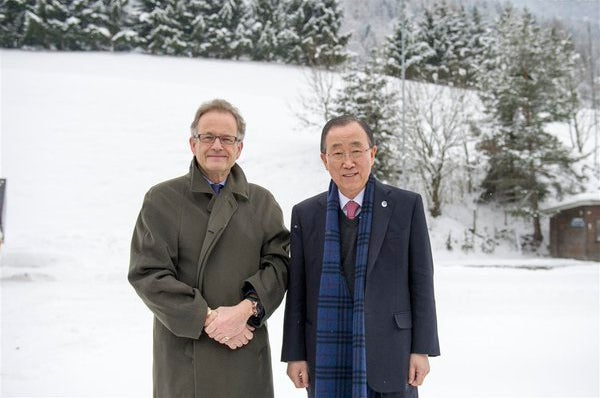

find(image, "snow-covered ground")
[1,50,598,397]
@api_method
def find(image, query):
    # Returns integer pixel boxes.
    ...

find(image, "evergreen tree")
[135,0,194,55]
[384,1,450,84]
[73,0,112,50]
[444,4,475,87]
[332,56,401,182]
[478,7,581,245]
[546,24,581,120]
[192,0,252,59]
[0,0,35,48]
[22,0,71,49]
[383,8,423,81]
[132,0,158,41]
[21,0,129,50]
[467,5,489,89]
[385,1,489,88]
[247,0,284,61]
[413,1,452,83]
[277,0,303,64]
[106,0,139,51]
[281,0,350,67]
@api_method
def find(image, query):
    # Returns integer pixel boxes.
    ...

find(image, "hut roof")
[541,192,600,214]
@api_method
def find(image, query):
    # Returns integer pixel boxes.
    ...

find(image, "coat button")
[381,201,388,207]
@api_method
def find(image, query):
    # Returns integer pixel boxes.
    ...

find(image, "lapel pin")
[381,201,388,208]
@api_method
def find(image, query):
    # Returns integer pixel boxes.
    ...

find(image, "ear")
[320,152,329,170]
[369,145,377,166]
[189,137,196,154]
[235,141,244,159]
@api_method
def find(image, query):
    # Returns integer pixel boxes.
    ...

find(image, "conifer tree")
[332,56,400,182]
[277,0,304,64]
[135,0,193,55]
[106,0,139,51]
[478,6,580,245]
[22,0,70,49]
[466,5,489,88]
[383,9,422,81]
[21,0,128,50]
[193,0,251,59]
[385,1,489,88]
[73,0,112,50]
[282,0,350,67]
[0,0,35,48]
[133,0,158,41]
[414,1,452,83]
[247,0,284,61]
[444,4,472,87]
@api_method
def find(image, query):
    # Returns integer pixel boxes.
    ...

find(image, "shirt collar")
[338,188,365,210]
[203,175,227,186]
[189,160,249,200]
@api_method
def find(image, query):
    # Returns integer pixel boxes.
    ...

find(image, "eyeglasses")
[193,134,240,146]
[326,147,372,162]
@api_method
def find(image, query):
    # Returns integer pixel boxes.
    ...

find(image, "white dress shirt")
[338,188,365,217]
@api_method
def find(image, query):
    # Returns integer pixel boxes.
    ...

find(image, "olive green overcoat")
[129,160,289,398]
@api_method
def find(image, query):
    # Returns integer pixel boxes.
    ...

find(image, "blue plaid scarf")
[315,175,375,398]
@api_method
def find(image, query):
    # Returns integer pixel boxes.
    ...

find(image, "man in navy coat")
[281,115,440,398]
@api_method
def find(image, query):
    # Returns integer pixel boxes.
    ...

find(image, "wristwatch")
[246,298,259,317]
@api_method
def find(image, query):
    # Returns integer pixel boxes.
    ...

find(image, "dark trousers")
[307,383,417,397]
[367,383,418,398]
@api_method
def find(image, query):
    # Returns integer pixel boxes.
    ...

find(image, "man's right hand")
[287,361,309,388]
[204,308,254,349]
[221,324,254,350]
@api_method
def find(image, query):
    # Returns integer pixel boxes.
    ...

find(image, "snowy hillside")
[1,50,598,397]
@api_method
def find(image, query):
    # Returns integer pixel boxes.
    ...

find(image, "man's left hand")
[204,300,254,342]
[408,353,430,387]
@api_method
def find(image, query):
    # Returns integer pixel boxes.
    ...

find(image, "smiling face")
[189,110,243,182]
[320,121,376,199]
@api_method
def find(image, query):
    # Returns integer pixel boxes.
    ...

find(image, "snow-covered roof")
[541,192,600,214]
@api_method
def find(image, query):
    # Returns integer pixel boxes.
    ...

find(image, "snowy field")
[1,50,598,397]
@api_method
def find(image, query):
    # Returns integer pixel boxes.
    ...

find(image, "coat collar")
[189,159,249,200]
[317,176,390,208]
[318,177,393,276]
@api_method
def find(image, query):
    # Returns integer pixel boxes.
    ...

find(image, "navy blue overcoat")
[281,179,440,396]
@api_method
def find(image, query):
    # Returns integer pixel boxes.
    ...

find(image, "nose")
[341,154,355,168]
[211,137,224,150]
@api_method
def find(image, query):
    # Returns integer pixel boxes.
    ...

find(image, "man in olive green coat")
[129,99,289,398]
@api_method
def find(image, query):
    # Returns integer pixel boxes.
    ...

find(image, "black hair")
[320,115,374,153]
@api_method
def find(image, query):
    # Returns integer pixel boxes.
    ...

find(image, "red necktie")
[346,200,360,220]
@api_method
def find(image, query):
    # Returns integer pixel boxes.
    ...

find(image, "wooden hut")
[542,194,600,261]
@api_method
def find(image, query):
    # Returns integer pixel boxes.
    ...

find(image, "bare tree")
[403,83,476,217]
[293,67,339,130]
[568,108,596,154]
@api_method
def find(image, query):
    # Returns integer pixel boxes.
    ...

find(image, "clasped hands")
[204,300,255,350]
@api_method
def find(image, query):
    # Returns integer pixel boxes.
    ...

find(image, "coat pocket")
[394,312,412,329]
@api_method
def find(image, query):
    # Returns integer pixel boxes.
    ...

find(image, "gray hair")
[190,99,246,141]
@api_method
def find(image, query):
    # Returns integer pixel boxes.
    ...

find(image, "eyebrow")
[330,141,366,149]
[198,132,235,136]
